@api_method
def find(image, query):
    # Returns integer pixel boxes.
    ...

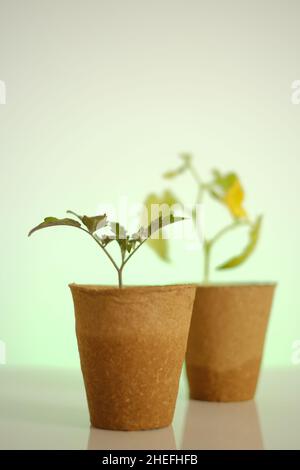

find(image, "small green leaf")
[212,169,237,191]
[179,152,193,163]
[147,237,168,260]
[131,214,185,261]
[116,238,127,258]
[140,214,186,239]
[142,190,182,260]
[163,154,192,179]
[28,217,81,236]
[209,171,237,201]
[163,166,186,179]
[83,215,106,233]
[217,216,262,270]
[143,190,179,216]
[126,239,137,253]
[100,222,128,258]
[101,236,113,247]
[67,210,107,233]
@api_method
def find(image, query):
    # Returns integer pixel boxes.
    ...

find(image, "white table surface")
[0,367,299,450]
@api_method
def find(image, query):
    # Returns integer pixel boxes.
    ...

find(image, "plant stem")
[78,227,122,284]
[210,220,249,245]
[117,268,123,288]
[195,185,204,205]
[188,163,202,186]
[187,163,204,204]
[203,241,211,284]
[90,233,120,271]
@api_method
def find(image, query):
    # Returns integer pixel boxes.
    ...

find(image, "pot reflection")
[87,425,176,450]
[181,400,263,450]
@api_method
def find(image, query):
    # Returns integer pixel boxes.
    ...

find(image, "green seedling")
[145,153,262,283]
[28,210,185,288]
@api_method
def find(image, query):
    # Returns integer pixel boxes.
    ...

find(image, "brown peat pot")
[186,284,276,402]
[70,284,195,430]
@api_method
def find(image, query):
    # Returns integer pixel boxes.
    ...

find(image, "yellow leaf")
[223,179,247,218]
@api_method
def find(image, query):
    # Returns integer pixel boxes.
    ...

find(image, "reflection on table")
[88,426,176,450]
[1,367,300,449]
[181,399,263,450]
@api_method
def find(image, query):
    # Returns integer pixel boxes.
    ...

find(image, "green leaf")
[139,214,186,239]
[209,171,247,219]
[142,190,181,260]
[116,238,127,258]
[28,217,81,236]
[179,152,193,163]
[163,153,192,179]
[126,239,137,253]
[133,213,186,262]
[210,170,237,201]
[147,237,168,260]
[217,216,262,270]
[67,210,107,233]
[163,166,186,179]
[101,236,114,247]
[144,190,179,214]
[98,222,128,258]
[83,215,107,233]
[212,169,237,191]
[106,223,128,258]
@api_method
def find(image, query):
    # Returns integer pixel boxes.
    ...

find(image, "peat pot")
[186,284,276,402]
[70,284,196,430]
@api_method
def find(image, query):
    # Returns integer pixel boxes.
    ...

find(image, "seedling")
[28,210,185,287]
[145,153,262,283]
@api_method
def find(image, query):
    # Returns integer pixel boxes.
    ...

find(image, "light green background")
[0,0,299,370]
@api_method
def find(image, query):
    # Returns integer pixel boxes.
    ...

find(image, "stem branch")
[210,220,250,246]
[78,227,122,285]
[202,219,250,284]
[122,239,147,269]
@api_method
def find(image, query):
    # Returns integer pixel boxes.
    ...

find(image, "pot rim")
[69,283,196,294]
[193,282,277,288]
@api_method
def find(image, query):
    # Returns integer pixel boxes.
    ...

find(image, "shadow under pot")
[69,284,195,431]
[186,284,276,402]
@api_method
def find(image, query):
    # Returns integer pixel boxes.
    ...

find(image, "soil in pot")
[186,284,276,402]
[69,284,195,431]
